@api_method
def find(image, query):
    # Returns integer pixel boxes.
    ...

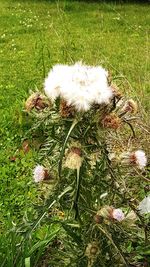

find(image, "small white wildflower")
[138,196,150,214]
[44,63,113,111]
[111,208,125,222]
[33,165,45,183]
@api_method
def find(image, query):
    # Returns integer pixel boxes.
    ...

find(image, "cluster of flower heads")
[26,62,149,218]
[94,206,125,223]
[44,62,113,111]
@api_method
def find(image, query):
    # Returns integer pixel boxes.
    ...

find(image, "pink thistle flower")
[130,150,147,169]
[111,208,125,222]
[33,165,49,183]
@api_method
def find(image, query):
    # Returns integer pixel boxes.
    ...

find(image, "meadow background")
[0,0,149,265]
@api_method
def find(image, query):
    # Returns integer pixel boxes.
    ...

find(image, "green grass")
[0,0,149,226]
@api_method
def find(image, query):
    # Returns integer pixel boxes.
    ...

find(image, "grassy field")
[0,0,149,227]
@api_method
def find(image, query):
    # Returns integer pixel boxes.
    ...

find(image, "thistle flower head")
[122,99,138,114]
[96,206,125,222]
[85,242,99,259]
[33,165,50,183]
[130,150,147,169]
[101,113,122,129]
[111,208,125,222]
[25,92,49,112]
[59,99,75,118]
[125,211,137,225]
[65,147,83,170]
[111,84,122,100]
[97,206,112,218]
[44,63,113,112]
[120,150,147,169]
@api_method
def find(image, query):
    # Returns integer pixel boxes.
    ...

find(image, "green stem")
[96,225,128,267]
[58,119,78,177]
[31,186,72,232]
[122,118,135,138]
[73,167,81,220]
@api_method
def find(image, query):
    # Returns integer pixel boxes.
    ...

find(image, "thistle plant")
[25,62,149,267]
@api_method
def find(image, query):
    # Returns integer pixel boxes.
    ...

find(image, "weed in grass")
[0,0,149,266]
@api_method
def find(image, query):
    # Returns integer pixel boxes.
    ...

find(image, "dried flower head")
[101,113,122,129]
[93,214,103,224]
[25,92,49,112]
[33,165,50,183]
[110,208,125,222]
[96,206,125,222]
[59,99,75,118]
[97,206,112,219]
[65,147,83,170]
[111,84,122,100]
[44,63,113,112]
[124,211,137,226]
[122,99,138,114]
[85,242,99,259]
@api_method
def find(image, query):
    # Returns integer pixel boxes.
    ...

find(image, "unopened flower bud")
[125,211,137,223]
[93,214,103,224]
[85,242,99,259]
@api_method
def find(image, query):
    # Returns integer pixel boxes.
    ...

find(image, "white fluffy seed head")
[44,63,113,111]
[33,165,45,183]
